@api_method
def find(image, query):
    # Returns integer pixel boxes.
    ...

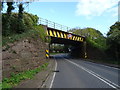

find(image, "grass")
[2,25,49,47]
[1,62,49,89]
[2,29,37,47]
[34,25,47,42]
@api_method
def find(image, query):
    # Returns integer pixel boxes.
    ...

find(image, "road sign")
[67,34,72,39]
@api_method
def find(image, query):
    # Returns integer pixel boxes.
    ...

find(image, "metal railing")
[38,17,71,32]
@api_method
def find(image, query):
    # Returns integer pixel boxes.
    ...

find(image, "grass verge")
[2,25,48,47]
[2,30,36,46]
[1,62,49,89]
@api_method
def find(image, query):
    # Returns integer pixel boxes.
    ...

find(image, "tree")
[18,3,24,19]
[7,2,14,15]
[17,3,25,33]
[106,22,120,60]
[107,22,120,36]
[2,2,15,36]
[69,27,106,49]
[0,2,3,11]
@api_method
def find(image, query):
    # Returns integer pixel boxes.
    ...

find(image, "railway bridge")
[39,17,87,58]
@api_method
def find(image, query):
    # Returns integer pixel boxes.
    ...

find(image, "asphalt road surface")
[51,54,120,89]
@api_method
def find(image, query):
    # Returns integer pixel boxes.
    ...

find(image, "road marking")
[84,60,120,70]
[99,64,120,70]
[65,59,120,89]
[49,57,57,88]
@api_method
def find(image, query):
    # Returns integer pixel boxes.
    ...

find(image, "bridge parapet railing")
[38,17,71,32]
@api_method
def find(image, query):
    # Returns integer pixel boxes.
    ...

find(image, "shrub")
[2,12,39,36]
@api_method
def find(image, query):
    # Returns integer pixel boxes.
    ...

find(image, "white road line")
[49,57,57,88]
[99,64,120,70]
[65,59,120,89]
[84,61,120,70]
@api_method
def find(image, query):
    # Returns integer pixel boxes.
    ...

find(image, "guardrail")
[38,17,71,32]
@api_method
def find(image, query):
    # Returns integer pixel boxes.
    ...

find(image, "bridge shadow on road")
[50,53,83,61]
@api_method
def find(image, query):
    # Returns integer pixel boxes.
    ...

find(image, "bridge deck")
[46,27,85,42]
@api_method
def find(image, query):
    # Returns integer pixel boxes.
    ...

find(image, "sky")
[3,0,120,36]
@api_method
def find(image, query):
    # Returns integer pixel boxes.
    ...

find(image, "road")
[50,54,120,89]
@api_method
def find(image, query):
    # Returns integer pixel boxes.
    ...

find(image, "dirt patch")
[2,36,49,78]
[15,59,55,88]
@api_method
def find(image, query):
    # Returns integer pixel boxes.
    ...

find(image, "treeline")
[2,12,39,36]
[69,22,120,60]
[2,2,39,36]
[106,22,120,60]
[2,2,48,46]
[69,27,106,50]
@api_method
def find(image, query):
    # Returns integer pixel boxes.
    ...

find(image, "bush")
[2,12,39,36]
[34,25,48,42]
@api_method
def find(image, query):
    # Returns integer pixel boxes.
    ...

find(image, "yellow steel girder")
[47,29,84,42]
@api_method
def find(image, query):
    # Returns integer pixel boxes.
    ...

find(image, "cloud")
[76,0,119,17]
[107,7,118,17]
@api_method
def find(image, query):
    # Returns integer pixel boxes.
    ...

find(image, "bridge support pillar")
[70,41,87,59]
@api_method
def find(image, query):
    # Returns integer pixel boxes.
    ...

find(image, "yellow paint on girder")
[53,31,57,37]
[77,37,80,41]
[49,30,53,36]
[75,36,78,41]
[64,33,67,38]
[72,36,75,40]
[79,37,81,41]
[47,29,84,42]
[81,38,83,42]
[46,30,49,36]
[60,32,64,38]
[57,32,60,37]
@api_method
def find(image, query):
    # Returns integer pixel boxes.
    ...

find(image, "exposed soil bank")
[2,36,49,78]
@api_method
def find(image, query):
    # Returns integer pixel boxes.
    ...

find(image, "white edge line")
[99,64,120,70]
[65,59,118,89]
[83,60,120,70]
[49,57,57,88]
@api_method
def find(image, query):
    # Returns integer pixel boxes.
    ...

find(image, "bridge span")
[39,17,87,58]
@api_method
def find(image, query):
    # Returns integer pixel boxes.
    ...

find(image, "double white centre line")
[65,59,120,89]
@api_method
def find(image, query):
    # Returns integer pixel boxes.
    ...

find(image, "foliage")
[106,22,120,60]
[24,12,39,26]
[16,3,25,34]
[1,2,4,11]
[34,25,50,42]
[69,27,107,50]
[2,62,49,88]
[107,22,120,36]
[2,30,36,46]
[7,2,14,15]
[2,12,39,36]
[18,3,24,19]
